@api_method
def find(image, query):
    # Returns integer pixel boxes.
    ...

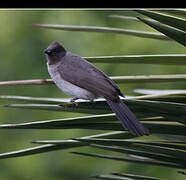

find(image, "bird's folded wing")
[58,60,119,101]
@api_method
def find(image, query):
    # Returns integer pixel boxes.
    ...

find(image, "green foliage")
[1,9,186,180]
[32,23,170,41]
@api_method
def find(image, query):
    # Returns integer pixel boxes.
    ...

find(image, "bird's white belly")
[47,63,95,100]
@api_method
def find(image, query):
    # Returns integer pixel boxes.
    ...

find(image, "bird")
[44,41,149,136]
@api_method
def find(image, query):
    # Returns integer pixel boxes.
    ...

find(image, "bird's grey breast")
[47,61,96,100]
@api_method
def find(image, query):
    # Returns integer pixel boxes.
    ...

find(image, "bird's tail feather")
[106,98,149,136]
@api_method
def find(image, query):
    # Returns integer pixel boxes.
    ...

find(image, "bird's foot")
[88,99,96,107]
[70,97,79,107]
[89,99,94,103]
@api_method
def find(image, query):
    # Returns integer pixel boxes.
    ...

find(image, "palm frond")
[1,9,186,180]
[32,24,170,41]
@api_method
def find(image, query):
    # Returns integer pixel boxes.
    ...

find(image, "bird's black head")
[44,41,67,65]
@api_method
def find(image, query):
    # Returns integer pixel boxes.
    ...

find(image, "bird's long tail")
[106,98,149,136]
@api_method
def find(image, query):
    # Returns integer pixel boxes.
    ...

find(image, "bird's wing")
[58,53,122,101]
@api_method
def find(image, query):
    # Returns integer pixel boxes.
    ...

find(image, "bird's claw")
[70,97,79,107]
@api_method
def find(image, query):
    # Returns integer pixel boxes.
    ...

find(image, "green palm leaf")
[0,132,129,159]
[1,9,186,180]
[136,10,186,32]
[32,24,170,41]
[73,139,186,162]
[72,151,185,169]
[2,74,186,87]
[112,173,163,180]
[85,54,186,65]
[72,138,186,151]
[137,17,186,46]
[92,174,130,180]
[92,173,163,180]
[2,98,186,120]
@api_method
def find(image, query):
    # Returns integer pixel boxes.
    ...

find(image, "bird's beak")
[44,49,52,55]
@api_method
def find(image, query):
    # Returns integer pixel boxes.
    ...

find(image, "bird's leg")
[58,97,79,107]
[89,99,94,103]
[89,99,96,107]
[70,97,79,106]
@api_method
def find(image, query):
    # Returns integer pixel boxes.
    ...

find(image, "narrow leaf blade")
[136,10,186,32]
[138,17,186,46]
[0,131,129,159]
[72,152,185,169]
[32,24,170,41]
[112,173,164,180]
[85,54,186,65]
[0,143,78,159]
[2,74,186,87]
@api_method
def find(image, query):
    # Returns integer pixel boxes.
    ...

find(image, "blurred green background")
[0,9,186,180]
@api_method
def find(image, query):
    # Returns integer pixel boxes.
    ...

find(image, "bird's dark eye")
[53,48,60,54]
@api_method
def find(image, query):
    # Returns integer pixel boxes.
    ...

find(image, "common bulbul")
[44,41,149,136]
